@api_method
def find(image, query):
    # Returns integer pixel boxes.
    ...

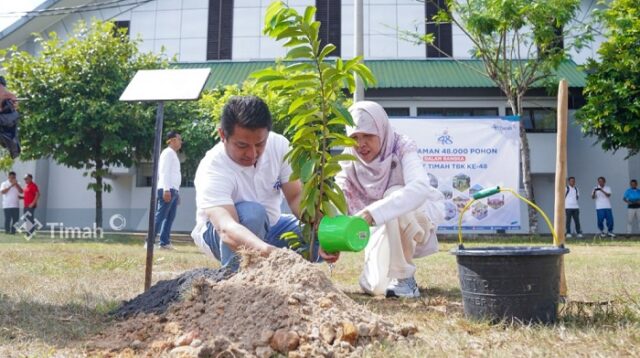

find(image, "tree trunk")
[95,158,103,229]
[511,95,538,233]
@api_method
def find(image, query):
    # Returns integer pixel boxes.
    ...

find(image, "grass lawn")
[0,233,639,356]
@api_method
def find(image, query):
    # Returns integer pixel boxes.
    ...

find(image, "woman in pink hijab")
[336,101,444,298]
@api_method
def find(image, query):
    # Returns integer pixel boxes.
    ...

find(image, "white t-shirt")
[565,185,579,209]
[1,180,20,208]
[157,147,181,191]
[191,132,293,253]
[593,185,612,209]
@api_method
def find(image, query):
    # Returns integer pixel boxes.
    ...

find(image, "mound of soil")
[91,249,416,357]
[113,268,232,318]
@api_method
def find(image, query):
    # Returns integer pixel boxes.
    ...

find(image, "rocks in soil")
[92,249,406,357]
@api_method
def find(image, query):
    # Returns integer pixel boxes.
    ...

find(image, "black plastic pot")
[451,246,570,324]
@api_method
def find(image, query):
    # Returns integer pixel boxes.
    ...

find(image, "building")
[1,0,638,235]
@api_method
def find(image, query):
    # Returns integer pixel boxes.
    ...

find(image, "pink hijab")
[338,101,417,214]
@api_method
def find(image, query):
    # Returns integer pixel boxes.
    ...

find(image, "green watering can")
[318,215,370,253]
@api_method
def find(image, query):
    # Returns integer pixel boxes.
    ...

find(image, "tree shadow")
[0,293,111,348]
[342,287,464,317]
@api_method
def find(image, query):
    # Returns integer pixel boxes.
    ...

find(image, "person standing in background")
[592,176,615,238]
[22,174,39,217]
[1,172,22,234]
[565,177,582,238]
[152,131,182,250]
[623,179,640,235]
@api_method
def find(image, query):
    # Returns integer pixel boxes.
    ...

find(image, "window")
[113,20,130,36]
[316,0,341,57]
[417,108,499,117]
[506,107,557,132]
[384,107,410,117]
[135,163,194,188]
[425,0,452,57]
[207,0,233,60]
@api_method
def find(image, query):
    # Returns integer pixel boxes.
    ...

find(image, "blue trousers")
[154,189,179,246]
[596,208,614,233]
[202,201,320,271]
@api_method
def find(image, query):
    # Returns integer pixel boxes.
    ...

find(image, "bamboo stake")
[555,79,568,297]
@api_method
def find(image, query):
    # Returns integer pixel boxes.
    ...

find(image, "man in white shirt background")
[1,171,22,234]
[191,96,338,271]
[565,176,582,238]
[152,131,182,250]
[592,176,615,238]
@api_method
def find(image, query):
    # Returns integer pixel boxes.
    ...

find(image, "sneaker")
[386,276,420,298]
[607,232,616,238]
[566,233,573,239]
[577,233,583,239]
[159,244,176,250]
[599,232,607,238]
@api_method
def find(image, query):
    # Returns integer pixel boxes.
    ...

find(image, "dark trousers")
[4,207,19,234]
[23,207,37,235]
[565,208,581,234]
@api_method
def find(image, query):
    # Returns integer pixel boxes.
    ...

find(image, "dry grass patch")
[0,234,639,356]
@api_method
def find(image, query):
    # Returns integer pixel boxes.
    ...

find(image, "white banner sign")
[391,117,521,231]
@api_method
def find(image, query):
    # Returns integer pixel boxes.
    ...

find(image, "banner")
[390,117,521,231]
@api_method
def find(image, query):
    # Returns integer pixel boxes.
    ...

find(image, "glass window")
[506,107,557,132]
[384,107,410,117]
[417,108,499,117]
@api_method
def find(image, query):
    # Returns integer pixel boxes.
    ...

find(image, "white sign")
[391,117,521,231]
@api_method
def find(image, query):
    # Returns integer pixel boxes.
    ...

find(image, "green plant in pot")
[251,1,376,259]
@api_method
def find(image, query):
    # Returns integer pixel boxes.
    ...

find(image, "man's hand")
[319,247,340,263]
[162,190,171,202]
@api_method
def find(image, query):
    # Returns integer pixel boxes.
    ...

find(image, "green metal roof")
[173,59,585,90]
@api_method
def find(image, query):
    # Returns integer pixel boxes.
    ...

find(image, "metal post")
[354,0,364,102]
[144,101,165,291]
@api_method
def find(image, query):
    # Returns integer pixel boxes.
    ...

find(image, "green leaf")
[303,6,316,24]
[286,46,314,59]
[324,183,348,215]
[318,44,337,61]
[329,153,357,163]
[250,68,284,82]
[301,160,315,182]
[288,96,309,114]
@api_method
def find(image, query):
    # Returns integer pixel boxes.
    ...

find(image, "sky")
[0,0,47,32]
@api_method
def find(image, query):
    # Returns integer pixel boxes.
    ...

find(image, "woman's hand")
[356,209,376,226]
[318,247,340,263]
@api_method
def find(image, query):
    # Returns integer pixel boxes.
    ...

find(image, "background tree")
[1,20,168,228]
[408,0,590,232]
[253,1,375,259]
[576,0,640,157]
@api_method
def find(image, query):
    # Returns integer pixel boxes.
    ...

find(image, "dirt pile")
[113,267,232,318]
[91,249,416,357]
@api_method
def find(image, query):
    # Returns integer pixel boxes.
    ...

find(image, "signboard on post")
[391,117,521,231]
[120,68,210,291]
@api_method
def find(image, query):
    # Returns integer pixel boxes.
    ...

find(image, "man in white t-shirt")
[151,130,182,250]
[592,176,615,238]
[191,96,339,271]
[1,171,23,234]
[565,176,582,238]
